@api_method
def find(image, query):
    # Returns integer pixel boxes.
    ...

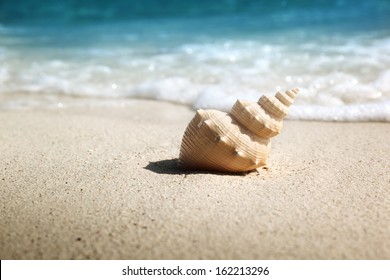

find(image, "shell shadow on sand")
[144,159,256,176]
[145,159,185,175]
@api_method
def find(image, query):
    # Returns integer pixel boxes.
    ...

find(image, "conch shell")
[179,88,299,173]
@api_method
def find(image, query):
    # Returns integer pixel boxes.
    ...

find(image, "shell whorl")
[230,88,298,138]
[179,88,298,173]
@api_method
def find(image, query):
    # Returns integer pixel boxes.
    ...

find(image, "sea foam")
[0,21,389,122]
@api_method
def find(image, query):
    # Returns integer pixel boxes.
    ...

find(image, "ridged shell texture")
[179,88,299,172]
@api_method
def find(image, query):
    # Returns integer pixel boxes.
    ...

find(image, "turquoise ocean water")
[1,0,390,121]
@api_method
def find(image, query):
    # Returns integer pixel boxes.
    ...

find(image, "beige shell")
[179,88,299,172]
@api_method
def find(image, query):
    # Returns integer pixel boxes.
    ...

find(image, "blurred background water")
[0,0,390,121]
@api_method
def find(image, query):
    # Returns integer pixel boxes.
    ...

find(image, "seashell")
[179,88,299,173]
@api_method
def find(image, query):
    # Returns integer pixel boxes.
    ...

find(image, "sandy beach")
[1,99,389,259]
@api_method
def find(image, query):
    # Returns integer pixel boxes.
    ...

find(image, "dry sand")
[1,99,389,259]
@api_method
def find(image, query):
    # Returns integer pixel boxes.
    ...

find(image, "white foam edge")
[288,101,390,122]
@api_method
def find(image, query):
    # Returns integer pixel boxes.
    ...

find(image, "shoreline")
[1,99,389,259]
